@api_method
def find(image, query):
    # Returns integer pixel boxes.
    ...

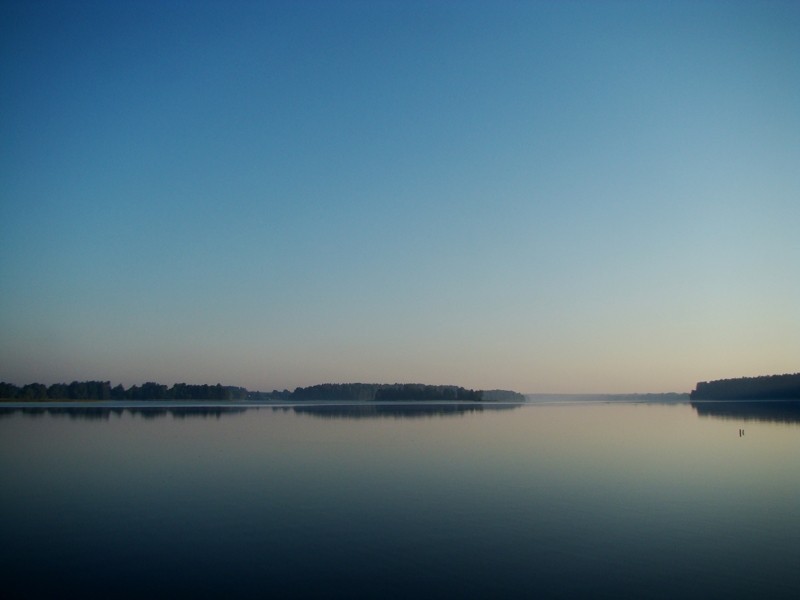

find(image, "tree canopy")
[690,373,800,400]
[1,380,492,402]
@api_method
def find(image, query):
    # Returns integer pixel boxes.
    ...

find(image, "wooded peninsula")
[0,380,526,402]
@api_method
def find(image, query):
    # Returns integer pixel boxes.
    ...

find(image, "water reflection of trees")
[285,403,523,420]
[0,407,250,421]
[691,401,800,424]
[0,402,524,422]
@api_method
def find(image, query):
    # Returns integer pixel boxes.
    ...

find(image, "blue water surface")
[1,401,799,599]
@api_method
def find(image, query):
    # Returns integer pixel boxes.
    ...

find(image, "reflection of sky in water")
[1,403,799,598]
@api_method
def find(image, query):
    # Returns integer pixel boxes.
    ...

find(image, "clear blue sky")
[1,1,798,393]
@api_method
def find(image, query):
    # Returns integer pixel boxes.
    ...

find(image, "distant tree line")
[690,373,800,400]
[375,383,482,401]
[0,381,250,401]
[1,380,513,403]
[292,383,483,402]
[291,383,381,401]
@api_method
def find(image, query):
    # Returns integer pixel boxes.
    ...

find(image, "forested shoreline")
[292,383,484,401]
[690,373,800,400]
[0,380,513,402]
[0,381,252,401]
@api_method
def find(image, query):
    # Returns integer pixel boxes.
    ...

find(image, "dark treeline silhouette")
[292,382,380,401]
[1,380,511,403]
[690,373,800,400]
[0,380,251,401]
[292,382,483,402]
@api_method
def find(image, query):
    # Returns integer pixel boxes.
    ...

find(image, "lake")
[2,400,799,599]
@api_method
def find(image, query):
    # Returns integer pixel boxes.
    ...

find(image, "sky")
[1,0,798,394]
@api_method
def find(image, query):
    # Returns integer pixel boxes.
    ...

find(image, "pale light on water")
[1,402,799,599]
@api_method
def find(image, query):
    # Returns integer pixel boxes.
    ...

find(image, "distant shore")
[690,373,800,401]
[0,380,525,403]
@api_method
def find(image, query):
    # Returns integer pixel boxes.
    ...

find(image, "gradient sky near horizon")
[1,0,798,393]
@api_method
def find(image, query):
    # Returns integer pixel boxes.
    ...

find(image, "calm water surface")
[2,401,799,599]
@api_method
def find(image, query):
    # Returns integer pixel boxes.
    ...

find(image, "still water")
[2,401,799,599]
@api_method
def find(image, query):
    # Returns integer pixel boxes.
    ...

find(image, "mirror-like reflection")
[0,402,523,422]
[691,400,800,424]
[285,402,522,420]
[0,406,250,420]
[4,400,800,426]
[1,402,799,599]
